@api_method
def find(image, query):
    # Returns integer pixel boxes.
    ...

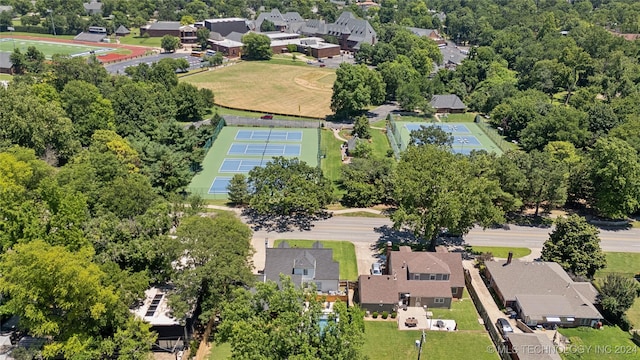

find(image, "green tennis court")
[396,121,503,155]
[0,38,114,59]
[188,126,320,199]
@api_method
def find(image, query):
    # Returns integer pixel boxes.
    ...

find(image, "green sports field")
[0,38,114,59]
[188,126,319,199]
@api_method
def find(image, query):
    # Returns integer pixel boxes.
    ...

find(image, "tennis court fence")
[203,117,226,153]
[223,115,323,128]
[475,115,510,153]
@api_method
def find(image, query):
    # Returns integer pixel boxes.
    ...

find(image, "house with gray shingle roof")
[83,0,102,15]
[357,245,464,313]
[115,25,130,37]
[253,8,304,32]
[430,94,467,113]
[263,241,339,293]
[0,52,14,74]
[485,260,603,328]
[506,333,562,360]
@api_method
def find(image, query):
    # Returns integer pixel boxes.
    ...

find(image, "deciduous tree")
[598,274,640,327]
[161,35,180,53]
[241,33,272,60]
[409,124,453,147]
[352,115,371,139]
[541,215,606,278]
[227,173,249,206]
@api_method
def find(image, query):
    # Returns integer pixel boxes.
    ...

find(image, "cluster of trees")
[218,276,366,359]
[0,45,257,357]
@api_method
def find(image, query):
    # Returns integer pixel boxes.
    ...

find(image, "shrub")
[372,311,379,319]
[391,312,397,319]
[382,311,389,319]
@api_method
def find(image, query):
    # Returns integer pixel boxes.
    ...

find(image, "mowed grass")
[558,326,638,360]
[429,289,484,331]
[470,246,532,259]
[594,252,640,329]
[206,105,319,121]
[440,112,477,122]
[208,342,232,359]
[273,239,357,280]
[320,128,344,195]
[363,321,497,360]
[0,32,75,40]
[113,29,163,47]
[183,61,336,118]
[0,73,12,81]
[370,127,391,158]
[0,38,113,59]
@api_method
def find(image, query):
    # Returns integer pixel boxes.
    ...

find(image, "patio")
[397,307,457,331]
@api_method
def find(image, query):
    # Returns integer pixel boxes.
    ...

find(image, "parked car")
[371,263,382,275]
[496,318,513,338]
[260,114,273,120]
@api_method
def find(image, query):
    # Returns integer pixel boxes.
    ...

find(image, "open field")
[111,28,163,48]
[0,32,75,40]
[0,38,114,59]
[470,246,532,259]
[558,326,638,360]
[183,61,336,118]
[273,239,358,280]
[363,321,497,360]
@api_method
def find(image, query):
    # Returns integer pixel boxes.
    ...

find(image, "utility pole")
[7,27,15,49]
[47,9,56,36]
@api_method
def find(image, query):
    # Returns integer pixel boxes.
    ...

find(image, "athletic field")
[182,62,335,119]
[0,38,114,59]
[188,126,319,199]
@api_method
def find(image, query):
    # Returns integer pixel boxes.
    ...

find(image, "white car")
[371,263,382,275]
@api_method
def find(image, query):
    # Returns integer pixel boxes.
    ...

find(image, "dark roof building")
[254,8,305,32]
[0,52,14,74]
[357,245,464,313]
[430,94,467,113]
[263,241,340,293]
[140,21,181,38]
[115,25,130,36]
[204,18,250,37]
[83,0,102,15]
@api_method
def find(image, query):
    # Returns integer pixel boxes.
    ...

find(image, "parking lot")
[104,52,203,74]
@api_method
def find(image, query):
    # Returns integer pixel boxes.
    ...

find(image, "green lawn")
[440,112,477,123]
[208,342,232,359]
[558,326,638,360]
[429,289,484,331]
[363,321,497,360]
[203,105,320,121]
[370,127,391,158]
[371,119,387,128]
[470,246,532,259]
[594,252,640,329]
[0,38,113,59]
[113,29,163,47]
[320,128,344,195]
[0,73,12,81]
[0,32,75,40]
[273,239,357,280]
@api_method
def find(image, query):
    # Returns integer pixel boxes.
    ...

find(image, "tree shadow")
[242,208,332,232]
[505,214,553,228]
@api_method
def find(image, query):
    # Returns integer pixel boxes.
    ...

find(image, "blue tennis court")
[235,130,303,141]
[220,159,270,173]
[405,123,471,134]
[208,177,232,194]
[228,143,301,156]
[453,136,481,146]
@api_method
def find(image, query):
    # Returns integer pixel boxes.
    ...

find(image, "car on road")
[496,318,513,338]
[260,114,273,120]
[371,263,382,275]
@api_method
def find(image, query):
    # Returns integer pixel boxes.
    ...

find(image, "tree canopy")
[541,215,606,279]
[242,33,272,60]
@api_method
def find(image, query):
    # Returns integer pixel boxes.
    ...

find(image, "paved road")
[104,52,203,74]
[248,215,640,273]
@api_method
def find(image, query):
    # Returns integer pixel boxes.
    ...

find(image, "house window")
[452,288,458,295]
[434,298,445,304]
[443,274,449,280]
[414,274,420,280]
[580,318,590,326]
[303,269,309,275]
[429,274,436,280]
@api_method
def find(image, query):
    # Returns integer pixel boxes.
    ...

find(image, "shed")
[115,25,130,37]
[430,94,467,113]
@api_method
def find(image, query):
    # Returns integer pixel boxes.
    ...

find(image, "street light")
[416,330,426,360]
[47,9,56,36]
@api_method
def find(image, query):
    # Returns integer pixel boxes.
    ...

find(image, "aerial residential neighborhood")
[0,0,639,360]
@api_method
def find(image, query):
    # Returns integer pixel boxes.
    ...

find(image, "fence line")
[203,117,226,153]
[223,115,322,128]
[475,115,510,153]
[464,269,511,360]
[317,126,322,168]
[386,125,401,159]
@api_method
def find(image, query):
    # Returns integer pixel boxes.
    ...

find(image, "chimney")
[506,251,513,265]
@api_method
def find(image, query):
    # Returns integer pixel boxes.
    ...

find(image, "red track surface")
[1,35,152,64]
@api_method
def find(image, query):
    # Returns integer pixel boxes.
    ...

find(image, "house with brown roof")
[357,244,464,313]
[484,260,603,328]
[430,94,467,113]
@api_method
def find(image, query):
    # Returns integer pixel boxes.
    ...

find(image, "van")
[205,49,217,56]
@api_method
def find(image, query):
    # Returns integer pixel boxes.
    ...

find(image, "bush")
[372,311,379,319]
[391,312,397,319]
[382,311,389,319]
